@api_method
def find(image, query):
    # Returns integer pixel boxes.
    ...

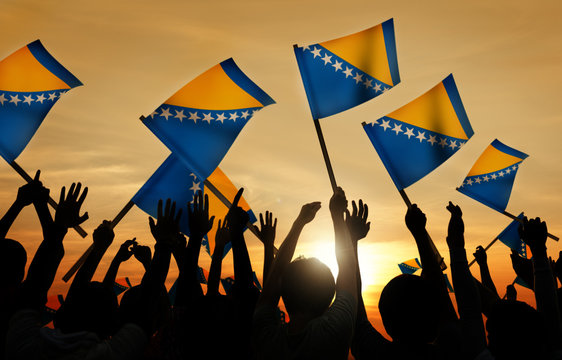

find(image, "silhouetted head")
[378,274,440,344]
[486,300,546,360]
[281,257,335,318]
[0,239,27,287]
[505,285,517,301]
[119,285,171,333]
[55,281,118,339]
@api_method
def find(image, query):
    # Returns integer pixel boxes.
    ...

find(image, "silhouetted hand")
[93,220,115,249]
[115,239,137,262]
[16,170,49,207]
[405,204,426,234]
[510,249,534,290]
[506,284,517,301]
[345,199,370,242]
[296,201,321,225]
[54,182,88,229]
[256,211,277,247]
[519,217,548,258]
[188,191,215,239]
[149,198,182,245]
[225,188,250,234]
[473,246,487,266]
[329,187,347,217]
[446,201,464,249]
[215,219,231,248]
[133,244,152,268]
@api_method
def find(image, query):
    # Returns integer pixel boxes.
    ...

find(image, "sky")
[1,0,561,335]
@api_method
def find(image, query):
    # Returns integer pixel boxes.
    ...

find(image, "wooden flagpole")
[62,200,135,282]
[502,210,559,241]
[398,189,447,271]
[10,160,88,238]
[313,118,338,191]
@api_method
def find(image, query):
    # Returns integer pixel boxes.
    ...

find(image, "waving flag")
[114,277,133,296]
[514,276,532,290]
[457,140,528,213]
[131,153,256,256]
[496,213,530,258]
[294,19,400,119]
[142,59,274,181]
[398,258,422,275]
[0,40,82,163]
[363,74,473,190]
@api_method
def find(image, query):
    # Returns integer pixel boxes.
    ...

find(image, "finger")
[363,203,369,222]
[217,219,222,229]
[352,201,358,217]
[77,187,88,207]
[157,199,163,220]
[68,183,76,201]
[149,217,156,232]
[209,215,215,229]
[175,208,183,225]
[73,183,82,201]
[34,169,41,181]
[358,200,363,218]
[59,186,66,204]
[273,218,277,229]
[164,198,171,218]
[345,209,351,222]
[260,213,264,228]
[170,201,177,219]
[268,211,273,225]
[204,193,209,214]
[232,188,243,208]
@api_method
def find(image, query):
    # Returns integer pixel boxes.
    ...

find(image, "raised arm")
[520,217,561,351]
[206,218,229,297]
[446,202,487,358]
[257,201,321,307]
[474,245,499,297]
[227,189,255,292]
[103,239,136,288]
[256,211,277,283]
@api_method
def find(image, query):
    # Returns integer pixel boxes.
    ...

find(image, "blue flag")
[363,75,474,190]
[496,213,529,258]
[0,40,82,162]
[398,258,422,275]
[142,58,274,182]
[457,139,528,213]
[294,19,400,119]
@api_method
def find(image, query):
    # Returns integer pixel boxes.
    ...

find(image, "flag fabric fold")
[131,154,256,256]
[294,18,400,119]
[0,40,82,162]
[142,58,274,181]
[363,74,473,190]
[457,139,528,213]
[496,213,529,258]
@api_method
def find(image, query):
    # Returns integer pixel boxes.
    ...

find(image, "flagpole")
[502,277,518,300]
[467,237,499,268]
[312,118,338,191]
[502,210,559,241]
[62,200,135,282]
[10,160,88,238]
[398,189,447,271]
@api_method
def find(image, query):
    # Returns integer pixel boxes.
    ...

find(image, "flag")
[142,58,275,181]
[443,273,454,293]
[514,276,532,289]
[0,40,82,162]
[398,258,422,275]
[42,294,64,326]
[113,277,133,296]
[363,74,473,190]
[496,213,530,258]
[457,139,528,213]
[294,19,400,119]
[131,153,256,256]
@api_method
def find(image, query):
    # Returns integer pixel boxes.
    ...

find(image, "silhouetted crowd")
[1,173,561,359]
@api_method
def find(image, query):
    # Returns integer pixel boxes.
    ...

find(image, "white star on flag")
[427,135,437,146]
[416,131,426,143]
[202,113,214,123]
[150,110,159,118]
[321,53,332,65]
[35,94,46,104]
[48,93,57,101]
[353,73,363,84]
[216,113,226,123]
[240,110,250,119]
[343,67,353,78]
[438,138,448,148]
[491,174,497,180]
[0,93,6,105]
[505,168,511,174]
[380,119,391,131]
[175,110,186,122]
[475,177,481,184]
[188,111,200,123]
[449,140,458,150]
[512,165,518,170]
[190,181,202,193]
[392,123,403,135]
[404,127,414,139]
[373,83,382,92]
[498,171,505,177]
[160,108,172,120]
[310,47,321,58]
[363,78,373,88]
[229,112,239,122]
[9,95,21,106]
[483,175,490,182]
[467,179,473,185]
[23,95,34,105]
[332,60,343,72]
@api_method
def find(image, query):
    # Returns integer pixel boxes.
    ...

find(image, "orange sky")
[1,0,561,336]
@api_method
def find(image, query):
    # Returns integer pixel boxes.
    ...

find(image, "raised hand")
[93,220,115,249]
[16,170,48,207]
[405,204,426,234]
[54,182,88,229]
[446,201,464,249]
[296,201,321,225]
[225,188,250,234]
[187,190,215,239]
[133,244,152,269]
[329,186,347,217]
[215,218,231,248]
[256,211,277,247]
[519,217,548,258]
[115,239,137,262]
[473,245,487,266]
[149,198,182,245]
[345,199,370,242]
